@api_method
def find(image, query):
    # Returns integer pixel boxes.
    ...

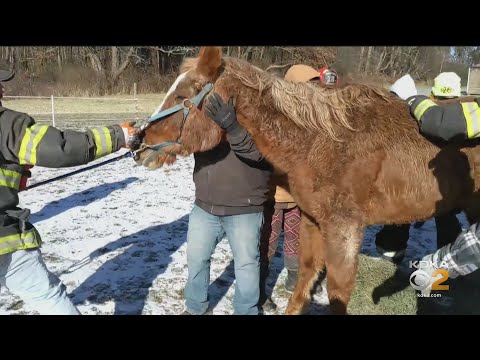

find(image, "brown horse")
[134,46,480,315]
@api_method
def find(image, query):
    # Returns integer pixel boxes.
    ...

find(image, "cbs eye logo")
[409,269,449,291]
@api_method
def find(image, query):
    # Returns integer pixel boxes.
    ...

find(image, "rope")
[20,151,134,192]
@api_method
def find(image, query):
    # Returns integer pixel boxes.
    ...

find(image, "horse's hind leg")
[285,213,325,315]
[324,215,364,315]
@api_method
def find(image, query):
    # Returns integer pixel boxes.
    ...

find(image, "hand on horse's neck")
[222,76,290,139]
[221,76,310,172]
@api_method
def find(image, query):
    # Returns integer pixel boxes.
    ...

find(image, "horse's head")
[134,47,226,169]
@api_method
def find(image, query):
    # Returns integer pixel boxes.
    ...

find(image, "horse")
[134,46,480,315]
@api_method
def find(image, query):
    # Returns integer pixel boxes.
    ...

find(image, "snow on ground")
[0,150,469,315]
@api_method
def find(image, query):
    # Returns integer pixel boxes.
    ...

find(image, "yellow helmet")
[431,72,461,98]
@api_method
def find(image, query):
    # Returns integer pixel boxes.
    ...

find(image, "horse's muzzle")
[133,144,163,170]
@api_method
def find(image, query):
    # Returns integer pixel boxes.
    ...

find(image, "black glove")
[128,131,144,151]
[205,93,239,133]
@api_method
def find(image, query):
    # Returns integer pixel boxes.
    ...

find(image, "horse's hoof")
[329,300,348,315]
[284,308,300,315]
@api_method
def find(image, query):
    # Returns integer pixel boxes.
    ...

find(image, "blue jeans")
[184,205,263,315]
[0,248,80,315]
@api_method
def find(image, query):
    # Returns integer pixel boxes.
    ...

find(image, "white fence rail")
[2,85,161,130]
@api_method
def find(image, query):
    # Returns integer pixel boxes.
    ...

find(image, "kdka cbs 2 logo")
[409,260,450,297]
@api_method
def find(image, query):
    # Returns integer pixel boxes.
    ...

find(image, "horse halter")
[134,82,214,159]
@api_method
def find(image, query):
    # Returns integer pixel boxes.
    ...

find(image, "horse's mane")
[181,56,393,142]
[180,58,198,74]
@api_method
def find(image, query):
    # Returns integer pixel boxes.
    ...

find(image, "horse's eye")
[175,95,186,102]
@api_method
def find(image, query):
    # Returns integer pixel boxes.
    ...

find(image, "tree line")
[1,46,478,96]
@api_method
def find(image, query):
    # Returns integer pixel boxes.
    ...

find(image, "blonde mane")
[180,57,198,74]
[224,58,392,141]
[179,55,393,141]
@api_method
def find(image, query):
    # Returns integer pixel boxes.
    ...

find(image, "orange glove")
[120,121,138,148]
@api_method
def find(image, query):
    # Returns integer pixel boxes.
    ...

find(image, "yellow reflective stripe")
[0,242,40,256]
[18,125,49,165]
[18,127,31,164]
[92,127,113,159]
[0,179,19,189]
[463,102,480,139]
[0,231,35,245]
[30,126,49,164]
[0,168,21,189]
[0,230,41,255]
[413,99,437,121]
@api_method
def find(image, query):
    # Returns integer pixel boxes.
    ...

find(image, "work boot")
[376,245,406,264]
[375,224,410,264]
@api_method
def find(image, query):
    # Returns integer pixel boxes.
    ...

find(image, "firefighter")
[0,64,137,314]
[375,73,464,264]
[391,74,480,293]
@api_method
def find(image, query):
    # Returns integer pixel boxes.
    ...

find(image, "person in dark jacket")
[389,74,480,294]
[181,93,272,315]
[0,65,137,315]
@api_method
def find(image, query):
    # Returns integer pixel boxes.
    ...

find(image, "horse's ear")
[197,47,223,79]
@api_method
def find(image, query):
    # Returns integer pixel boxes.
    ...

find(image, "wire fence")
[2,85,162,130]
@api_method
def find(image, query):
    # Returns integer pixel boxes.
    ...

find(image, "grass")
[149,289,165,305]
[347,254,480,315]
[349,255,417,315]
[41,254,65,264]
[7,300,25,311]
[268,253,480,315]
[2,93,167,128]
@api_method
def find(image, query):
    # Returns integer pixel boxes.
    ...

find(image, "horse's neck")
[222,76,308,143]
[221,75,316,173]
